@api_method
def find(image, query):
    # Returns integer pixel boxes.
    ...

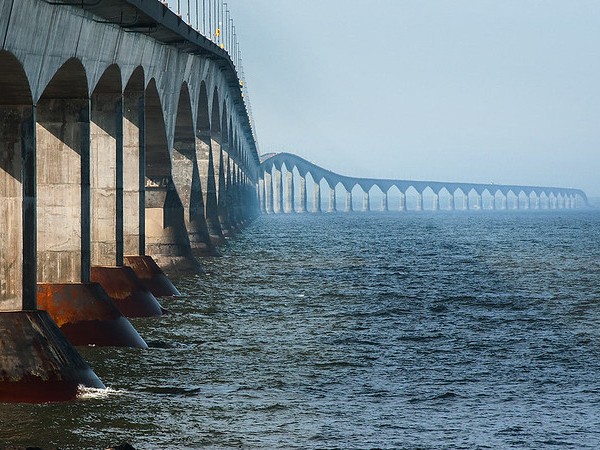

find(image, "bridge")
[0,0,590,404]
[260,153,588,213]
[0,0,260,401]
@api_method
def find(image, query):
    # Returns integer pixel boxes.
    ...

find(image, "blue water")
[2,211,600,449]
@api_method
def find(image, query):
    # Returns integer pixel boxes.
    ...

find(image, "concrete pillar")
[273,167,282,214]
[345,189,353,212]
[534,196,540,210]
[123,87,145,257]
[197,130,223,243]
[362,190,370,212]
[449,194,455,211]
[298,175,307,212]
[0,105,36,310]
[490,195,496,210]
[432,193,439,211]
[328,186,337,212]
[416,192,423,211]
[313,181,321,212]
[524,196,531,210]
[264,170,273,214]
[90,91,122,267]
[399,192,406,211]
[382,191,389,211]
[475,193,482,210]
[501,194,507,210]
[37,98,90,284]
[258,176,266,213]
[464,193,469,210]
[285,170,295,213]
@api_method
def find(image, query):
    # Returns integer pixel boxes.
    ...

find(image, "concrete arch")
[144,79,196,273]
[36,57,90,284]
[0,51,36,310]
[172,82,213,257]
[196,81,222,242]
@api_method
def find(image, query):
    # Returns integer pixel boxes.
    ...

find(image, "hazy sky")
[226,1,600,195]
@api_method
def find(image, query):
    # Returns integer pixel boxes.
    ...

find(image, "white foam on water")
[77,385,124,400]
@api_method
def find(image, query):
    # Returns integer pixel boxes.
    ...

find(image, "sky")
[224,0,600,196]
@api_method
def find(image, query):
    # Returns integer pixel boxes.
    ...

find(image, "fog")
[224,0,600,196]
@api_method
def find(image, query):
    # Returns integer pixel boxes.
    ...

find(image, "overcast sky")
[224,1,600,195]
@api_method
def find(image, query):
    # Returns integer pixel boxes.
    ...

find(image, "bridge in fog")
[259,153,588,213]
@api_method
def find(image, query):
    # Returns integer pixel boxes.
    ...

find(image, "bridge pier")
[416,192,423,211]
[475,193,482,210]
[501,194,507,210]
[258,177,266,213]
[362,191,370,212]
[0,55,104,401]
[449,194,456,211]
[400,192,407,211]
[432,193,439,211]
[313,181,322,213]
[345,189,353,212]
[285,171,295,213]
[273,166,283,214]
[328,186,337,212]
[298,175,307,212]
[382,191,389,211]
[264,170,274,214]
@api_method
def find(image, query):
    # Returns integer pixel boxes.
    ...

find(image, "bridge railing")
[161,0,257,145]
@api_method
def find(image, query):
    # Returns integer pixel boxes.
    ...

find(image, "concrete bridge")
[0,0,260,401]
[260,152,588,213]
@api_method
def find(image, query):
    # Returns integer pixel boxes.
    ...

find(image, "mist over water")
[2,211,600,449]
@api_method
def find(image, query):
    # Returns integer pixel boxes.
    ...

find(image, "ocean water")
[2,211,600,449]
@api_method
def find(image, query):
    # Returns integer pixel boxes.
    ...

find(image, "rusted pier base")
[0,311,105,403]
[91,266,166,317]
[124,255,181,297]
[37,283,147,348]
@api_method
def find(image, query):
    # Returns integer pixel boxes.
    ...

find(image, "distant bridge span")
[259,152,588,213]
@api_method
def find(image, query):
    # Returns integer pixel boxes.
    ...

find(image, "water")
[2,211,600,449]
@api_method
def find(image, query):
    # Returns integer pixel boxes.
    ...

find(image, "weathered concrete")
[37,283,147,348]
[124,255,180,297]
[0,310,105,402]
[91,266,165,317]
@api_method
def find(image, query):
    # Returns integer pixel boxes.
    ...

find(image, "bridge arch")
[144,78,194,272]
[172,82,213,257]
[0,50,35,309]
[36,57,90,285]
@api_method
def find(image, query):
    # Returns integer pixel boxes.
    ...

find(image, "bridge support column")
[382,191,389,211]
[258,177,266,213]
[524,196,531,210]
[362,191,370,212]
[475,193,482,210]
[285,170,295,213]
[345,190,353,212]
[400,192,406,211]
[313,181,322,212]
[449,194,455,211]
[328,187,337,212]
[501,194,507,210]
[464,193,469,210]
[490,195,496,210]
[298,175,307,212]
[273,167,283,214]
[416,192,423,211]
[264,170,273,214]
[432,193,439,211]
[0,91,105,401]
[533,196,540,210]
